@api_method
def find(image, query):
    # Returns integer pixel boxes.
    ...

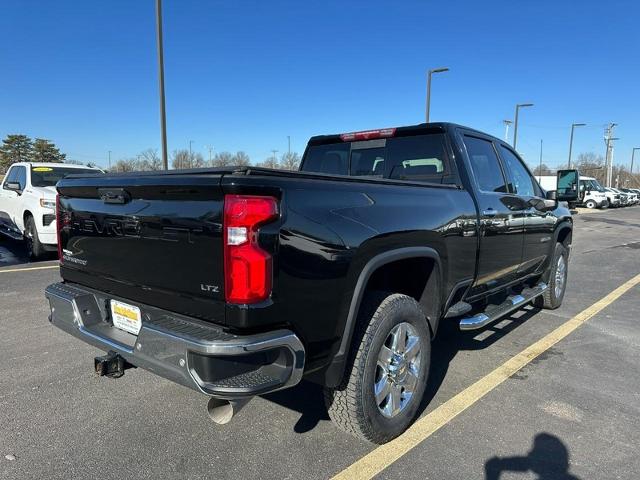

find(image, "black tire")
[584,200,596,209]
[25,215,46,260]
[534,242,568,310]
[324,292,431,444]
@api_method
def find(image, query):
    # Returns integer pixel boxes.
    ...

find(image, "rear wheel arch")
[326,247,443,387]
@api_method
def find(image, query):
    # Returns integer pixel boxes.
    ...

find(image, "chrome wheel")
[374,322,421,418]
[554,255,566,298]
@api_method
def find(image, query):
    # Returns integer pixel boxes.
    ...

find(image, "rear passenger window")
[386,134,449,183]
[301,143,349,175]
[464,136,507,193]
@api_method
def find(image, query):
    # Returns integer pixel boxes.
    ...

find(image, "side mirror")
[4,182,22,194]
[556,169,580,202]
[529,192,557,211]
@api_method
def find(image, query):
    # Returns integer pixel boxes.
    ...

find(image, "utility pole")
[513,103,533,150]
[189,140,194,168]
[155,0,168,170]
[539,139,543,178]
[271,149,278,166]
[604,123,618,187]
[425,67,449,123]
[503,120,513,142]
[206,145,214,164]
[287,136,291,155]
[568,123,586,169]
[108,150,112,170]
[631,147,640,175]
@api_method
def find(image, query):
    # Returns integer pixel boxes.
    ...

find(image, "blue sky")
[1,0,638,169]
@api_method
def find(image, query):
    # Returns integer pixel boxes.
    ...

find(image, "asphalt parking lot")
[1,206,639,480]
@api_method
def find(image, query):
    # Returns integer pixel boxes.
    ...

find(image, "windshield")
[581,179,604,192]
[30,166,97,187]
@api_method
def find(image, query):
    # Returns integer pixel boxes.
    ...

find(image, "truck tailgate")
[56,173,226,323]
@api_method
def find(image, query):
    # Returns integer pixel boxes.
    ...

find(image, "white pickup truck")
[0,162,100,258]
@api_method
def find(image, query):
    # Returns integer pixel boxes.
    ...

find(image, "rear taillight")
[223,194,278,304]
[56,194,63,263]
[339,128,396,142]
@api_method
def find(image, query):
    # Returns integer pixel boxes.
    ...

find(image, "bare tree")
[256,155,280,169]
[111,158,138,172]
[280,152,300,170]
[211,151,234,167]
[172,149,204,169]
[532,163,552,176]
[231,151,250,167]
[576,152,605,184]
[138,148,163,171]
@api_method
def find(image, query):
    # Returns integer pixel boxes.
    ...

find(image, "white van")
[536,174,607,209]
[578,176,608,209]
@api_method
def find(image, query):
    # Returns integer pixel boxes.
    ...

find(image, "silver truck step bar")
[459,283,548,331]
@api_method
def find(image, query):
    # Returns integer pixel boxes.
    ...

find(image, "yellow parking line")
[332,273,640,480]
[0,264,59,274]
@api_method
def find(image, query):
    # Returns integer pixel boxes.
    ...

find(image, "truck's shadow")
[264,305,541,434]
[419,305,541,416]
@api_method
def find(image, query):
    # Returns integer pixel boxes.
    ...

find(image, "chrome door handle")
[482,209,498,217]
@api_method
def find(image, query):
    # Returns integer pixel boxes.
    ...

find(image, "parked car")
[0,162,102,258]
[45,123,579,443]
[618,188,639,204]
[604,187,622,207]
[611,187,632,206]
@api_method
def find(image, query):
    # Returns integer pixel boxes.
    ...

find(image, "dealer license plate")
[110,299,142,335]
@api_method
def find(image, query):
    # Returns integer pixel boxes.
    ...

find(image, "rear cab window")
[463,135,508,193]
[301,131,456,185]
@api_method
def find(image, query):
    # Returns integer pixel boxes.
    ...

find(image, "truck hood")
[31,186,58,198]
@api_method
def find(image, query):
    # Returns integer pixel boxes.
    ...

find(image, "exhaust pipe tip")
[207,397,251,425]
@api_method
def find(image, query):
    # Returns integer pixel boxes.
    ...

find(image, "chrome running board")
[459,283,548,331]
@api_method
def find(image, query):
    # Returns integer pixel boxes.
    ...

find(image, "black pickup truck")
[45,123,579,443]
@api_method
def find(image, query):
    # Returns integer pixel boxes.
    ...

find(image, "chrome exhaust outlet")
[206,397,252,425]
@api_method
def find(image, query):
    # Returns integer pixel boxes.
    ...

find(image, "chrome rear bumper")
[45,282,305,398]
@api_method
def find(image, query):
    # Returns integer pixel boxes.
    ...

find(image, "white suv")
[0,162,101,258]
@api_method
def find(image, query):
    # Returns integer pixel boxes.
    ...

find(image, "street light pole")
[567,123,586,169]
[539,139,543,179]
[108,150,111,170]
[503,120,513,142]
[155,0,168,170]
[287,136,291,155]
[631,147,640,175]
[512,103,533,150]
[425,67,449,123]
[189,140,194,168]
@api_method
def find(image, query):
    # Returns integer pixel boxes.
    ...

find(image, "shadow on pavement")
[0,237,57,268]
[262,304,541,435]
[0,237,30,267]
[418,304,541,416]
[485,433,581,479]
[262,380,330,433]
